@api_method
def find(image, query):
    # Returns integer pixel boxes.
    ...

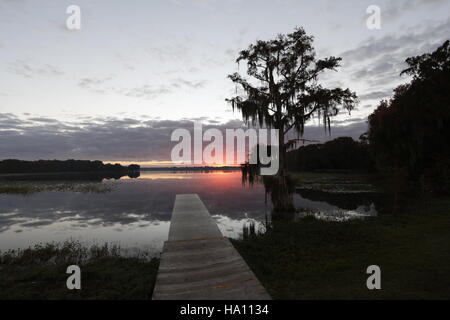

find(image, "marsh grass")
[0,180,116,194]
[290,172,380,193]
[0,240,159,300]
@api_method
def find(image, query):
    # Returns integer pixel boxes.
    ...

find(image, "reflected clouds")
[0,171,270,250]
[0,171,382,252]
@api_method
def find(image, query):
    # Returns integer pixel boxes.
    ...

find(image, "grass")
[231,196,450,299]
[0,241,159,300]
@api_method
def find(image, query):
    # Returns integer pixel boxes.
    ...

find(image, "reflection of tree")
[128,171,140,179]
[242,143,297,219]
[296,188,382,211]
[2,172,123,182]
[0,172,272,234]
[241,144,279,187]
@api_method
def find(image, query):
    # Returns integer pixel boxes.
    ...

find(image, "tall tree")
[367,40,450,194]
[227,27,357,212]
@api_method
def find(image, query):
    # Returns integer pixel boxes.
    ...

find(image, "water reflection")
[0,171,270,252]
[293,188,380,221]
[0,171,381,253]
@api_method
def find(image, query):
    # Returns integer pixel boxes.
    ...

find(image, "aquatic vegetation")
[296,205,377,222]
[291,172,380,193]
[0,180,117,195]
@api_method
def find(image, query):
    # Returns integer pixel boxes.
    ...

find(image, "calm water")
[0,171,379,254]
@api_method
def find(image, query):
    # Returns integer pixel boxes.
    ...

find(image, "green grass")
[231,196,450,299]
[0,241,159,300]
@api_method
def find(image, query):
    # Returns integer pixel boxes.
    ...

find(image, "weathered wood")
[152,194,271,300]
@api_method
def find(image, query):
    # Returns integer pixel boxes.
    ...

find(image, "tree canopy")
[227,27,358,212]
[227,27,357,140]
[367,40,450,193]
[286,137,373,172]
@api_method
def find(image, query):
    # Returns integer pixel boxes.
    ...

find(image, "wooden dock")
[152,194,271,300]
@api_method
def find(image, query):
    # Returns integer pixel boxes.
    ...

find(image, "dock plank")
[152,194,271,300]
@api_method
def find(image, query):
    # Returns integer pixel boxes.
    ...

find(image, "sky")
[0,0,449,165]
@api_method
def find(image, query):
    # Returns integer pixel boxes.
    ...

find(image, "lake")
[0,171,380,254]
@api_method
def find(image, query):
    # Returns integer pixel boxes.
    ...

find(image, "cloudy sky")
[0,0,449,164]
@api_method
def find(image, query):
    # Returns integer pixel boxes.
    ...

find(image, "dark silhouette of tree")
[286,137,373,172]
[367,40,450,194]
[128,164,140,172]
[227,27,357,212]
[0,159,140,179]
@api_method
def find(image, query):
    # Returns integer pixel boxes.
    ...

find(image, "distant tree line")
[286,137,373,172]
[0,159,140,174]
[141,166,240,172]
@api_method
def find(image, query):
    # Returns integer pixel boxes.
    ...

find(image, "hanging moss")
[226,27,358,212]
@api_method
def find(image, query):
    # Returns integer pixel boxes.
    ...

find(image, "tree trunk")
[271,125,295,213]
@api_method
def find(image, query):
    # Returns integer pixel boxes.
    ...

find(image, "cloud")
[381,0,448,23]
[8,60,65,78]
[8,60,33,78]
[27,117,61,123]
[171,78,207,89]
[342,19,450,67]
[0,113,368,161]
[122,85,172,100]
[78,76,114,89]
[0,113,24,127]
[0,114,242,161]
[359,89,393,101]
[78,75,173,99]
[77,76,207,100]
[341,18,450,105]
[146,44,190,63]
[287,120,367,144]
